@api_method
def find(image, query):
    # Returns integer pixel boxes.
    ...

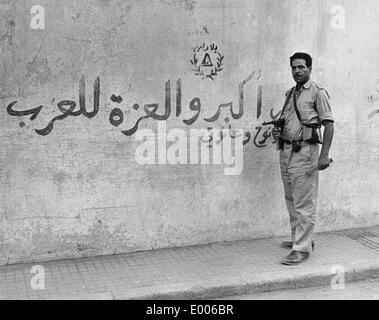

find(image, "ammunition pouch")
[302,123,322,144]
[279,138,303,153]
[292,140,302,153]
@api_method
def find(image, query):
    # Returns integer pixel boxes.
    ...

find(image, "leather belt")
[281,139,304,145]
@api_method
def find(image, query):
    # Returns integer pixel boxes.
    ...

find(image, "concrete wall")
[1,0,379,265]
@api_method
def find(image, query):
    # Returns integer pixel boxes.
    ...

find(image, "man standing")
[272,52,334,266]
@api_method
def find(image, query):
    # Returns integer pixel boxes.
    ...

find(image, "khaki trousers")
[280,142,320,253]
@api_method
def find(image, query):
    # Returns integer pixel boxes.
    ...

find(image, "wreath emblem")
[191,43,224,80]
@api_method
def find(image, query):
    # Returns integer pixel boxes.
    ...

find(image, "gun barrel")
[262,119,285,127]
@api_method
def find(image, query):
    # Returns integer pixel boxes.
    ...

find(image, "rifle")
[262,119,285,150]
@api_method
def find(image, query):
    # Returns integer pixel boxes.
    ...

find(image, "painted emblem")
[191,43,224,80]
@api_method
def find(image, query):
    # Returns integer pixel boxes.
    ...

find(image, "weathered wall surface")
[1,0,379,265]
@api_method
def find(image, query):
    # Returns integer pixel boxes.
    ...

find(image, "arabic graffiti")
[204,124,252,149]
[8,76,100,136]
[6,72,279,149]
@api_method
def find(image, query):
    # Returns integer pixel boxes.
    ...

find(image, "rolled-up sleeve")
[316,90,334,122]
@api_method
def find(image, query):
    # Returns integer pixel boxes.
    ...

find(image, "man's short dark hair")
[290,52,313,68]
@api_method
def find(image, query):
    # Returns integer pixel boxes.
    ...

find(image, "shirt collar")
[302,79,313,90]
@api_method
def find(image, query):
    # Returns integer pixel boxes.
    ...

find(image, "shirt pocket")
[299,101,317,123]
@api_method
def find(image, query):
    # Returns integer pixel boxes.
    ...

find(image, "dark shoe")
[281,250,310,265]
[280,240,315,251]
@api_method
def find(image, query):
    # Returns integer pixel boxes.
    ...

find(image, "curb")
[45,292,115,300]
[111,262,379,300]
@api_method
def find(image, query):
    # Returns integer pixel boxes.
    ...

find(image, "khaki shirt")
[281,80,334,141]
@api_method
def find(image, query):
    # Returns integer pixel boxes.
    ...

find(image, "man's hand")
[318,154,333,171]
[272,127,281,140]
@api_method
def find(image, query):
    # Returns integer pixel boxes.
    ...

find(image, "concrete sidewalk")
[1,226,379,300]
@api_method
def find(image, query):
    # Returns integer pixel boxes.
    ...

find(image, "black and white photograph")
[0,0,379,307]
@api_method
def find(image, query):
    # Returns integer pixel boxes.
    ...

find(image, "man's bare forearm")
[320,121,334,156]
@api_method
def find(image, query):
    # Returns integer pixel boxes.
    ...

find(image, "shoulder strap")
[293,89,302,123]
[315,85,330,100]
[279,87,295,119]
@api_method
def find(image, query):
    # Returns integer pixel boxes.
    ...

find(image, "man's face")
[291,58,312,85]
